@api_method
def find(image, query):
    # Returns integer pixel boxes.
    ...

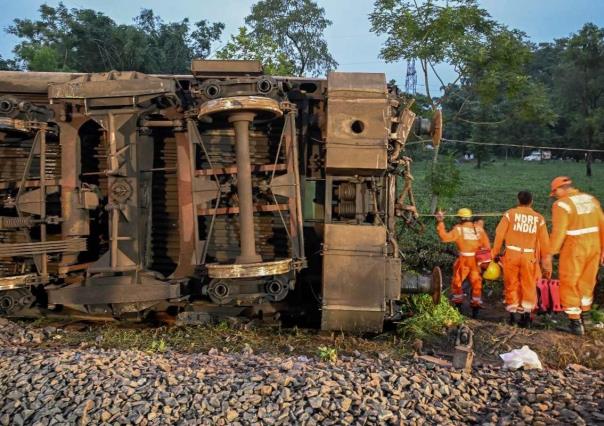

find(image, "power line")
[442,138,604,153]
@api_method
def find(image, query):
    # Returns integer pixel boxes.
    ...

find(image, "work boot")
[518,313,532,328]
[580,312,592,330]
[509,313,519,326]
[471,305,481,319]
[568,319,585,336]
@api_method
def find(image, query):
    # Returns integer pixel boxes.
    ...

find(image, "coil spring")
[335,201,356,218]
[336,182,356,201]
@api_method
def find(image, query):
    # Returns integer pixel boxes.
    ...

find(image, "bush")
[397,225,456,273]
[425,155,462,201]
[398,294,463,340]
[148,338,168,353]
[317,345,337,363]
[590,306,604,324]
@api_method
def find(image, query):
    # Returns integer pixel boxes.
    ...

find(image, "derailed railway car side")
[0,60,441,332]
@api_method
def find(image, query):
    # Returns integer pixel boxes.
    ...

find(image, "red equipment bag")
[475,248,492,267]
[548,279,562,312]
[536,278,563,313]
[537,278,549,311]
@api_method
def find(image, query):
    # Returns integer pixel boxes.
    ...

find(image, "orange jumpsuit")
[492,207,550,313]
[437,221,491,306]
[550,190,604,319]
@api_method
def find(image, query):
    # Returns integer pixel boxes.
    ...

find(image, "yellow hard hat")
[483,261,501,280]
[457,208,473,219]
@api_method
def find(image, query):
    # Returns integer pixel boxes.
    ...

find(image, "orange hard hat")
[550,176,572,196]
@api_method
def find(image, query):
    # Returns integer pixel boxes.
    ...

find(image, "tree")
[370,0,554,204]
[370,0,550,115]
[552,23,604,176]
[134,9,224,74]
[244,0,338,76]
[370,0,496,106]
[0,55,19,71]
[216,27,296,75]
[6,3,224,73]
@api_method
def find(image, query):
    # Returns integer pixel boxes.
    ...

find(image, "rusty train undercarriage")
[0,60,441,332]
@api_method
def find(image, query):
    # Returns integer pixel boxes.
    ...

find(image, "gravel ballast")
[0,321,603,425]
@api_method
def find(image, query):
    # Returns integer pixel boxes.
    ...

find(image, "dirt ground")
[425,281,604,370]
[12,283,604,371]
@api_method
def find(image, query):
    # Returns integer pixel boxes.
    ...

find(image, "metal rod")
[289,111,305,259]
[107,114,118,269]
[110,206,118,269]
[200,190,221,265]
[16,130,39,206]
[40,127,47,276]
[140,120,183,128]
[140,167,177,173]
[229,112,262,264]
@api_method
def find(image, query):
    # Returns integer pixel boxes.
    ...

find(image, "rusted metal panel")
[191,59,263,77]
[321,224,387,332]
[326,72,388,98]
[171,129,199,278]
[48,280,180,305]
[55,117,88,240]
[385,258,402,300]
[48,72,175,102]
[0,71,83,94]
[325,72,389,175]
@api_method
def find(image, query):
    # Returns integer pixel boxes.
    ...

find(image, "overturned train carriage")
[0,60,441,332]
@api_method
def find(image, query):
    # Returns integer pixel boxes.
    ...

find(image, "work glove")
[490,249,501,263]
[541,255,553,279]
[435,210,444,222]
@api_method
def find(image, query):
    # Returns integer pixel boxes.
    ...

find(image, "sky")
[1,0,603,94]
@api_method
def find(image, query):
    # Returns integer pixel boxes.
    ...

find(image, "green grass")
[399,159,604,274]
[412,159,604,228]
[50,321,411,358]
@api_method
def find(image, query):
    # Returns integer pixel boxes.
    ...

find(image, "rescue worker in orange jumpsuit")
[550,176,604,335]
[492,191,552,327]
[436,208,491,316]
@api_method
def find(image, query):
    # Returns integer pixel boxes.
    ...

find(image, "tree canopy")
[6,3,224,73]
[553,24,604,150]
[370,0,549,115]
[216,27,296,76]
[0,55,18,71]
[242,0,338,76]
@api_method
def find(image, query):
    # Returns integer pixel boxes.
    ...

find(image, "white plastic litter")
[499,345,543,370]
